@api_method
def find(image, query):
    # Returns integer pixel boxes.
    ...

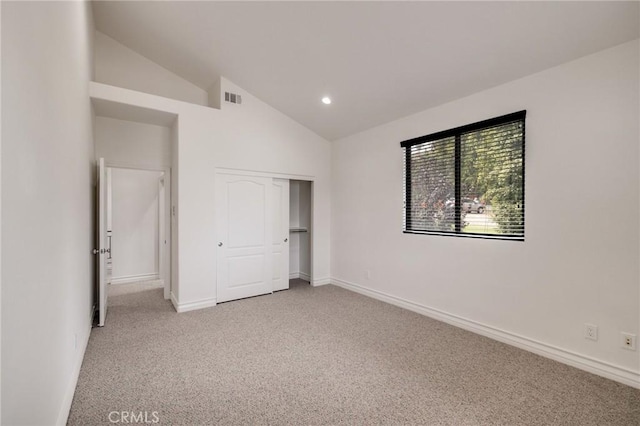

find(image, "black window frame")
[401,110,526,241]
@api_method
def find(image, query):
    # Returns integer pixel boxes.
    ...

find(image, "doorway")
[107,166,171,299]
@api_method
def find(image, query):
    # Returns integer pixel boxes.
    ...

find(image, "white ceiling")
[93,1,639,141]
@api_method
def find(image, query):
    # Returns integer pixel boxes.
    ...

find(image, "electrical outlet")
[584,324,598,341]
[621,332,636,350]
[365,270,371,280]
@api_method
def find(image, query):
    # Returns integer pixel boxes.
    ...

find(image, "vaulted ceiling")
[93,1,639,141]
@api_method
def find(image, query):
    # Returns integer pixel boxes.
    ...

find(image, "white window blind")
[402,111,526,240]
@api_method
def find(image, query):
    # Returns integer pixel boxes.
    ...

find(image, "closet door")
[272,179,290,291]
[216,174,273,303]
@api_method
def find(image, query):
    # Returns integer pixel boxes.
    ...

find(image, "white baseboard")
[299,272,311,282]
[171,292,217,313]
[56,314,92,425]
[289,272,310,281]
[170,292,178,311]
[331,277,640,389]
[312,277,331,287]
[111,273,159,285]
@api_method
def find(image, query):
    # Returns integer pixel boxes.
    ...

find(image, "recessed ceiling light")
[321,97,332,105]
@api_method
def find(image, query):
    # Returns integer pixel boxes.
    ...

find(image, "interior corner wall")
[94,31,208,106]
[207,78,221,109]
[331,40,640,379]
[1,2,96,424]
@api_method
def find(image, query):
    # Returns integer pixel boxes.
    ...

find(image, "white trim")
[312,277,331,287]
[90,304,96,328]
[171,293,217,313]
[299,272,311,282]
[56,313,92,425]
[170,292,178,311]
[105,162,169,173]
[111,273,160,285]
[158,174,169,300]
[331,277,640,389]
[215,167,314,182]
[289,272,311,282]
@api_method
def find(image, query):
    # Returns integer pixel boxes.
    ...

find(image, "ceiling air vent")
[224,91,242,105]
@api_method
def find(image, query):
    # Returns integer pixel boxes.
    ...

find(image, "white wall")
[111,168,163,282]
[1,2,95,424]
[331,40,640,384]
[95,31,208,106]
[95,116,171,169]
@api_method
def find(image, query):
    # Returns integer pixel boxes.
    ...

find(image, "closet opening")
[215,171,316,303]
[289,180,312,288]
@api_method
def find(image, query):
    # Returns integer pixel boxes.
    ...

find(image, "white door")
[106,167,113,284]
[216,174,273,303]
[158,175,167,299]
[96,158,108,326]
[272,179,290,291]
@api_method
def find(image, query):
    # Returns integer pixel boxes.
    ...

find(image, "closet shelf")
[289,227,308,233]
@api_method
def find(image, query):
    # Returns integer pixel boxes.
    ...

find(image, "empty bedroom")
[1,1,639,425]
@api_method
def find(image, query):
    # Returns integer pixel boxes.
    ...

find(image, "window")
[401,111,526,240]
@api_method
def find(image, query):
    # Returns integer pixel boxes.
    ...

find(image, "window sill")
[403,230,524,241]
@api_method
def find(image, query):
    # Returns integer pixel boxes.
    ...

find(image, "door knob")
[284,238,288,242]
[218,242,223,247]
[92,249,99,255]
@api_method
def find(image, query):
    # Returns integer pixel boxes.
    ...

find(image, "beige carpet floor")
[68,280,640,425]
